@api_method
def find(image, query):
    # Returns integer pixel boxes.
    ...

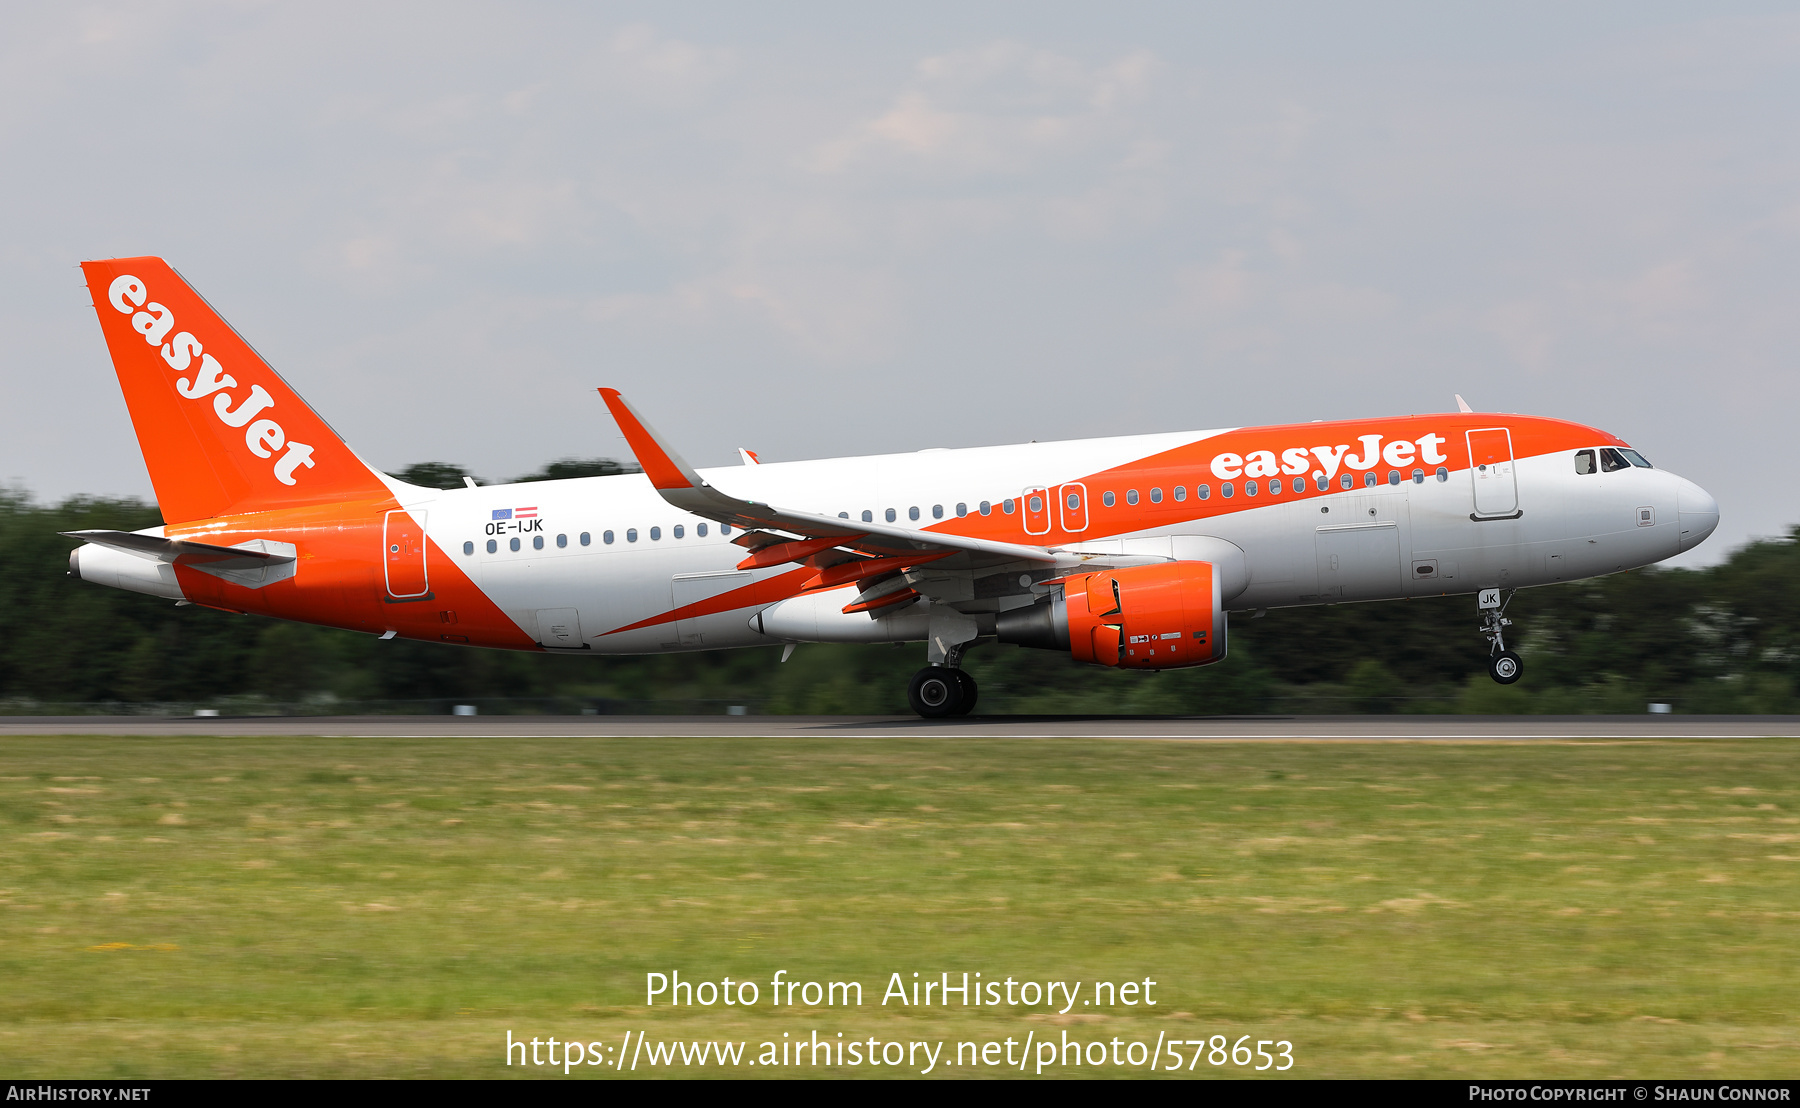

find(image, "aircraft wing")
[597,389,1059,572]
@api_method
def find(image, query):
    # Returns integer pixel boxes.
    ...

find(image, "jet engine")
[996,561,1226,670]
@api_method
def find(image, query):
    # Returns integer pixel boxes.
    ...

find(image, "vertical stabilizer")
[80,257,389,522]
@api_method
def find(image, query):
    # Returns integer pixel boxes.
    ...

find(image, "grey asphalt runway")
[0,715,1795,739]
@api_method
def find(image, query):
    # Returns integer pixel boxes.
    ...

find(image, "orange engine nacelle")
[996,561,1226,670]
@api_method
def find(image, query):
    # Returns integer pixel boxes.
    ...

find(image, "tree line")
[2,460,1793,714]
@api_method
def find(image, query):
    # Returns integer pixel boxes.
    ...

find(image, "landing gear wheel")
[950,670,978,716]
[908,667,965,718]
[1489,650,1523,685]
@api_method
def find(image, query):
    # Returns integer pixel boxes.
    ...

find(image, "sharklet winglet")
[597,388,707,491]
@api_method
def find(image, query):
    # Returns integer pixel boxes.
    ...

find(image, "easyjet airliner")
[66,258,1720,716]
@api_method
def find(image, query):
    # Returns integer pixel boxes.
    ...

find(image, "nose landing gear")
[1479,587,1523,685]
[1489,650,1522,684]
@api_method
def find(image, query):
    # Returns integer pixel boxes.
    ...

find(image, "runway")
[0,714,1796,739]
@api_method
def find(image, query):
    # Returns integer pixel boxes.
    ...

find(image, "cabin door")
[1466,428,1519,517]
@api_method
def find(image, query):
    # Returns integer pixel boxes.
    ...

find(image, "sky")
[3,2,1796,567]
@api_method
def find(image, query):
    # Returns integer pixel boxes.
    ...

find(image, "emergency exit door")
[1022,487,1051,535]
[384,510,430,599]
[1466,428,1519,517]
[1058,482,1089,532]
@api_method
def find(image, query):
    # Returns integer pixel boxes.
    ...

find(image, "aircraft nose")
[1675,477,1719,552]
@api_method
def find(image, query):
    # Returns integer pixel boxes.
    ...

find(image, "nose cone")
[1675,477,1719,552]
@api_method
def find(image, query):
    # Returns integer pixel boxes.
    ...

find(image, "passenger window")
[697,523,707,537]
[1340,473,1353,490]
[862,510,873,523]
[510,537,521,552]
[556,534,567,548]
[1436,466,1448,482]
[1574,450,1596,475]
[1388,470,1401,486]
[885,508,896,523]
[581,532,591,546]
[463,541,474,555]
[955,503,967,517]
[1028,495,1043,513]
[1126,489,1139,505]
[979,501,992,515]
[533,535,544,550]
[1600,447,1632,472]
[1197,484,1210,500]
[1620,448,1653,468]
[627,528,638,542]
[602,530,613,544]
[1173,486,1186,502]
[650,526,661,540]
[673,524,684,539]
[1102,491,1115,507]
[1149,488,1163,504]
[1267,479,1280,496]
[932,505,943,519]
[1412,468,1425,484]
[485,539,497,554]
[838,512,849,519]
[721,525,732,535]
[1221,483,1234,498]
[1364,471,1377,488]
[1066,491,1080,509]
[908,506,919,521]
[1246,481,1259,497]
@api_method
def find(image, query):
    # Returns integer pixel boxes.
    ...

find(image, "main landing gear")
[1479,588,1523,685]
[907,666,978,718]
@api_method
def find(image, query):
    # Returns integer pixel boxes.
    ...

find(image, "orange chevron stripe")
[599,565,818,637]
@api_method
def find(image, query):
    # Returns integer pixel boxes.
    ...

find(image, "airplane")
[65,257,1721,717]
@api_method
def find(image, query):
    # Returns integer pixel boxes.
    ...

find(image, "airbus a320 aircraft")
[67,258,1720,716]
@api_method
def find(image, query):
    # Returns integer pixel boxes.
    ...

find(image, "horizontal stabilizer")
[63,530,295,570]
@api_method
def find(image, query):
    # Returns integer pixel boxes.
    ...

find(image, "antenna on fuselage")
[1455,394,1474,413]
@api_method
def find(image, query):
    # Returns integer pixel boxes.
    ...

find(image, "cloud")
[602,22,736,106]
[584,263,904,364]
[810,42,1160,178]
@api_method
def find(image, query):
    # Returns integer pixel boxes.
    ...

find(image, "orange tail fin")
[80,257,390,523]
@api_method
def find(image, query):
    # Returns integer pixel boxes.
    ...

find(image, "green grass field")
[2,733,1798,1078]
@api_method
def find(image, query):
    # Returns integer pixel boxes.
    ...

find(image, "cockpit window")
[1574,449,1597,475]
[1619,448,1653,469]
[1600,447,1632,472]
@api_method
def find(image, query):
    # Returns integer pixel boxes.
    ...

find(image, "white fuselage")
[384,426,1715,653]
